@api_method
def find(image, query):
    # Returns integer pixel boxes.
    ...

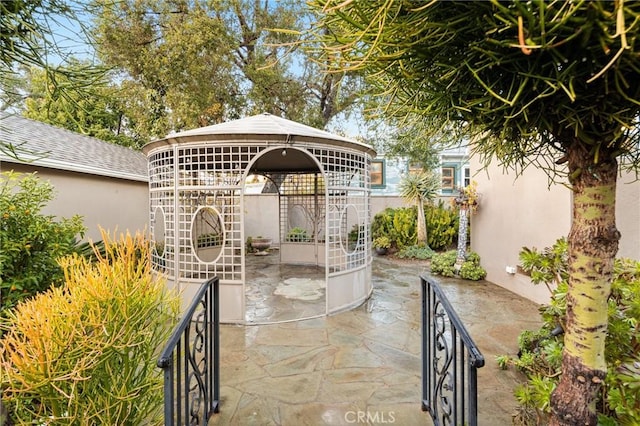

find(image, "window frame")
[371,159,385,188]
[441,166,456,191]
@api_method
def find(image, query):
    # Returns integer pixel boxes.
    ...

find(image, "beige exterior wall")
[470,156,640,305]
[3,164,149,242]
[244,194,280,243]
[371,195,407,214]
[617,171,640,260]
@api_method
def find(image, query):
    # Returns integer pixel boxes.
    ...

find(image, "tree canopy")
[311,0,640,177]
[1,0,105,111]
[22,63,140,148]
[90,0,364,141]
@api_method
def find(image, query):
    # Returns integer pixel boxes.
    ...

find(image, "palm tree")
[398,171,441,247]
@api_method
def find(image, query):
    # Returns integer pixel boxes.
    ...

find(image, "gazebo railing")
[157,277,220,426]
[421,274,485,426]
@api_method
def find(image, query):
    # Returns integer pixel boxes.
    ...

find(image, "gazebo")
[143,113,376,323]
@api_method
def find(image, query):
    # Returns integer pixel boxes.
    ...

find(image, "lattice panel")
[177,146,263,187]
[279,173,326,242]
[308,147,371,273]
[326,189,369,272]
[149,149,175,275]
[310,148,367,189]
[177,189,242,282]
[171,145,266,282]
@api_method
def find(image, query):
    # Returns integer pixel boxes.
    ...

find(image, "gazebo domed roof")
[143,113,376,156]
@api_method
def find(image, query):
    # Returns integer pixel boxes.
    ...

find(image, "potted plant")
[373,236,391,255]
[250,236,272,255]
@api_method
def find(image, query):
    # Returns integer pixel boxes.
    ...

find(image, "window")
[441,167,455,190]
[464,167,471,187]
[371,159,385,187]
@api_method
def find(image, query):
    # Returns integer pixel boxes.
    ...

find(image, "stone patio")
[210,254,542,425]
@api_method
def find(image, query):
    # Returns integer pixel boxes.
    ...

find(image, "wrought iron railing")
[421,275,485,426]
[157,277,220,426]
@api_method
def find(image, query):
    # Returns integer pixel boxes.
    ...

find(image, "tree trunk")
[550,146,620,425]
[416,200,427,246]
[455,205,469,270]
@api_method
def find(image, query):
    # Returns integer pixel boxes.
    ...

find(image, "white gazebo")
[143,113,376,323]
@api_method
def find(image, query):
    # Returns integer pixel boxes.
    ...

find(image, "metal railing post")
[421,275,485,426]
[157,277,220,425]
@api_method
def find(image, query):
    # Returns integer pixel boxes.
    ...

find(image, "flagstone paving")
[210,255,542,425]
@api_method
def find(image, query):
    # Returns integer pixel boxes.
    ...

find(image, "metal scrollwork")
[187,301,208,425]
[158,278,219,426]
[421,275,484,426]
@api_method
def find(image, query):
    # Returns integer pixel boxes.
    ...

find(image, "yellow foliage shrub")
[0,231,180,425]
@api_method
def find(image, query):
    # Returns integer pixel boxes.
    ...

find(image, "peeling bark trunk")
[550,146,620,425]
[417,201,427,246]
[456,205,468,266]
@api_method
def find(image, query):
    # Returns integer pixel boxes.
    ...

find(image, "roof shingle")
[0,114,148,182]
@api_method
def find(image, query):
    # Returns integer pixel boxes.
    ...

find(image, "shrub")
[458,251,487,280]
[396,244,434,260]
[0,231,180,425]
[430,250,458,277]
[425,201,458,251]
[430,250,487,280]
[373,236,391,249]
[500,238,640,424]
[0,172,85,313]
[372,204,459,252]
[372,207,416,249]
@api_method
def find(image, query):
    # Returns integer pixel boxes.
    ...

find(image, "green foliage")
[0,0,106,121]
[513,375,557,420]
[0,232,180,425]
[459,257,487,281]
[371,204,459,253]
[372,236,390,249]
[285,227,311,242]
[22,64,142,148]
[312,1,640,174]
[519,237,568,292]
[348,224,365,244]
[388,208,417,248]
[246,236,256,253]
[429,250,456,276]
[395,244,434,260]
[430,250,486,281]
[398,171,440,206]
[502,240,640,424]
[425,201,458,251]
[398,171,440,246]
[0,172,85,313]
[92,0,363,140]
[372,207,416,249]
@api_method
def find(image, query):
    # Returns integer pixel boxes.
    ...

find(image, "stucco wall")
[243,194,280,243]
[470,156,640,305]
[617,171,640,260]
[4,164,149,242]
